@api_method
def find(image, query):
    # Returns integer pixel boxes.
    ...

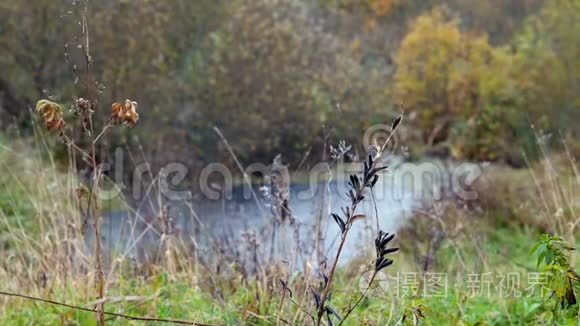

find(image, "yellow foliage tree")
[393,8,516,160]
[395,9,486,142]
[394,1,579,161]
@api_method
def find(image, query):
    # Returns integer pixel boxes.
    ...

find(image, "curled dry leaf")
[351,214,366,223]
[111,99,139,127]
[35,99,66,132]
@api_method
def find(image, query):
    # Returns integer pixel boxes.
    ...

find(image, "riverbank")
[0,138,578,324]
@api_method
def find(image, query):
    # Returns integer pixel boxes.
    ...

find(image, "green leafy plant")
[398,297,429,326]
[531,234,579,307]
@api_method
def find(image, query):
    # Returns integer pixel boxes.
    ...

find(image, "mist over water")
[93,159,457,269]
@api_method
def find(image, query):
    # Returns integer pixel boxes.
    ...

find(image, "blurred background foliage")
[0,0,578,170]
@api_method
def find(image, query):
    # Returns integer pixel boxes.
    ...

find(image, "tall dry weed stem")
[308,116,402,325]
[32,9,140,325]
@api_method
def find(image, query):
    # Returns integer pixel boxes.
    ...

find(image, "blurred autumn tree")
[0,0,577,169]
[0,0,225,169]
[190,0,391,164]
[89,0,225,168]
[0,0,75,125]
[511,0,580,135]
[393,9,496,145]
[1,0,393,168]
[321,0,398,16]
[393,1,579,160]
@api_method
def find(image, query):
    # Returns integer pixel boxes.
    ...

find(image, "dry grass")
[396,141,579,279]
[470,148,579,239]
[1,132,578,324]
[0,138,212,323]
[0,139,92,298]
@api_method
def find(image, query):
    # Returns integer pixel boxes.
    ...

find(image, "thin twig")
[0,290,220,325]
[213,126,266,217]
[288,296,323,325]
[338,271,377,325]
[93,122,113,144]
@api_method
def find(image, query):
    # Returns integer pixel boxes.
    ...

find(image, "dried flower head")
[330,140,352,160]
[111,99,139,127]
[35,99,66,132]
[71,97,94,133]
[71,97,93,116]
